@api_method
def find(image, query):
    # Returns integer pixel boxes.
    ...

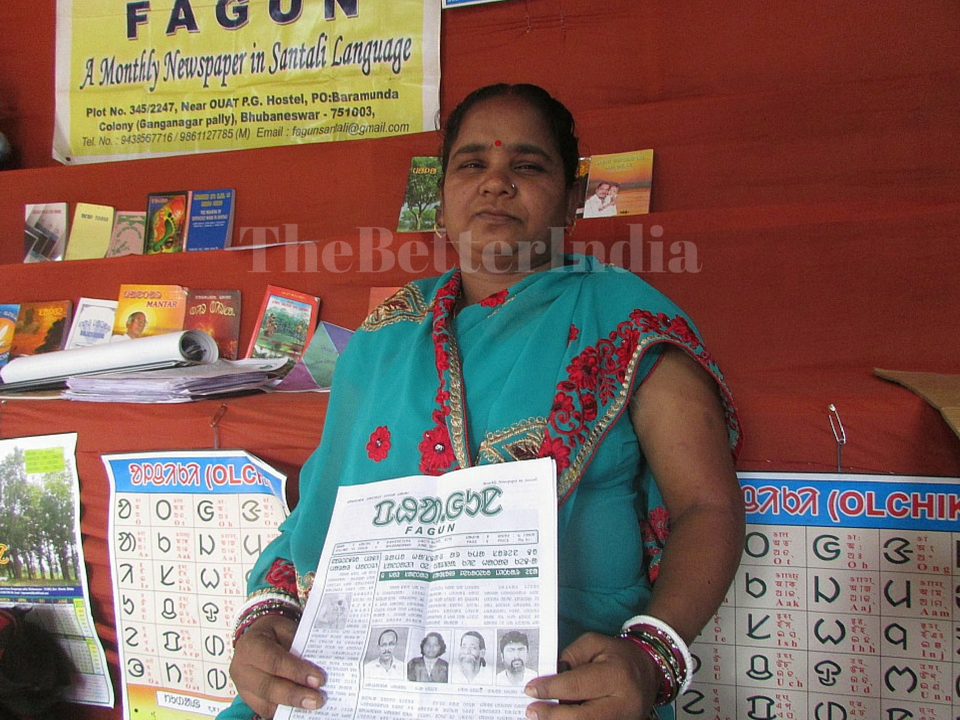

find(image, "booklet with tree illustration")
[245,285,321,362]
[397,156,442,232]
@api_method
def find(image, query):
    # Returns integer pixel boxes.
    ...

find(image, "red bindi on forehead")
[494,139,502,147]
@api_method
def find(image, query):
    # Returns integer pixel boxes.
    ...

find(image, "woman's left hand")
[523,632,660,720]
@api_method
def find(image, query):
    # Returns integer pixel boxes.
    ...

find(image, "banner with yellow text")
[54,0,440,164]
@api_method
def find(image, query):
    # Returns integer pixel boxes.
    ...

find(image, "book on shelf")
[0,304,19,367]
[184,188,236,251]
[581,149,654,218]
[183,289,242,360]
[24,202,69,262]
[396,156,441,232]
[112,284,188,340]
[10,300,73,357]
[106,211,147,258]
[245,285,321,362]
[64,202,115,260]
[144,191,189,254]
[64,298,118,350]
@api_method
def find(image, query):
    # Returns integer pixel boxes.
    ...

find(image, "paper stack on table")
[0,329,219,392]
[63,358,289,403]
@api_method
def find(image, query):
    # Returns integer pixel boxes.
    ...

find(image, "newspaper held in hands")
[277,457,558,720]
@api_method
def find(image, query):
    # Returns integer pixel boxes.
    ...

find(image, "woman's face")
[440,95,576,276]
[423,634,442,659]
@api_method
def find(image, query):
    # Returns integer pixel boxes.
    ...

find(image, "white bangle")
[234,589,301,625]
[620,614,694,693]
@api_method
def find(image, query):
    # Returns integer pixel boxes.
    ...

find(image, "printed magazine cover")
[106,210,146,258]
[64,202,115,260]
[581,149,654,218]
[63,298,118,350]
[24,202,69,262]
[184,188,236,251]
[0,304,19,367]
[397,157,442,232]
[144,191,189,254]
[184,289,241,359]
[245,285,320,361]
[10,300,73,357]
[111,284,187,340]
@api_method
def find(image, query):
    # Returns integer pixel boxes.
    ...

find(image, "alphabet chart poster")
[103,450,288,719]
[680,472,959,720]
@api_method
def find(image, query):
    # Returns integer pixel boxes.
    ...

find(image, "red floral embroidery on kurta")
[419,423,456,475]
[264,558,298,596]
[567,324,579,344]
[640,506,671,583]
[543,309,723,498]
[366,426,391,462]
[417,273,463,476]
[641,506,670,544]
[580,393,598,423]
[538,432,571,473]
[567,347,601,391]
[480,289,509,307]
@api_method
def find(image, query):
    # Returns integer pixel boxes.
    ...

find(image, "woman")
[407,632,449,683]
[224,84,744,720]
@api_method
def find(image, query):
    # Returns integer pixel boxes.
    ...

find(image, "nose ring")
[510,182,517,191]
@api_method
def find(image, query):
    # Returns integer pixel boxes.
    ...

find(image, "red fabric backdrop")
[0,2,958,717]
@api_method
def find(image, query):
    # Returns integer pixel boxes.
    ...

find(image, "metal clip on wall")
[210,404,228,450]
[827,404,847,472]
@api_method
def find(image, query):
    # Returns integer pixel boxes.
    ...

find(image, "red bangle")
[618,631,679,706]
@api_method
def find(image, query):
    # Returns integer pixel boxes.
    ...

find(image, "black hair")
[498,629,529,654]
[420,631,446,656]
[439,83,580,187]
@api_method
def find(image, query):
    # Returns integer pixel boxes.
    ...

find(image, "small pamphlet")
[184,188,236,251]
[581,149,654,218]
[23,202,69,262]
[112,284,187,340]
[397,157,442,232]
[106,210,147,258]
[64,202,115,260]
[144,191,189,254]
[245,285,321,361]
[63,298,118,350]
[10,300,73,357]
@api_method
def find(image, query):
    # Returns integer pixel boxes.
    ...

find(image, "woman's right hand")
[230,614,327,718]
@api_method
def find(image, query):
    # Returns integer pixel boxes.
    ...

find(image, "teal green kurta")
[219,255,741,719]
